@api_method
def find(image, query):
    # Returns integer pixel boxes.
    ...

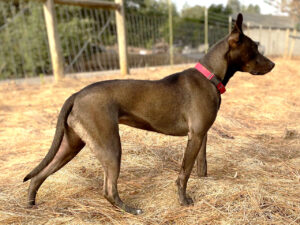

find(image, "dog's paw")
[197,170,207,178]
[124,206,143,215]
[27,204,38,209]
[180,196,194,206]
[135,209,143,215]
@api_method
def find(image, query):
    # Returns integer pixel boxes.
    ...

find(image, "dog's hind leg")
[28,126,85,206]
[91,124,143,215]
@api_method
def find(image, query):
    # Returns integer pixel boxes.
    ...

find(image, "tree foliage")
[0,1,51,78]
[227,0,241,13]
[241,4,261,14]
[227,0,261,14]
[181,5,205,19]
[264,0,300,28]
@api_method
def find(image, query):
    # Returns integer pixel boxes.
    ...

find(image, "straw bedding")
[0,59,299,224]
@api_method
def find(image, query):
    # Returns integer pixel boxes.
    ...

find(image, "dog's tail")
[23,94,76,182]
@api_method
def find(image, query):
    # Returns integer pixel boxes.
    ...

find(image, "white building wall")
[244,27,299,56]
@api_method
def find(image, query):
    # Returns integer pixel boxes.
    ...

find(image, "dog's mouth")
[250,66,275,75]
[250,71,266,75]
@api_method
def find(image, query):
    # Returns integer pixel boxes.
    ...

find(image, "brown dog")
[24,13,274,215]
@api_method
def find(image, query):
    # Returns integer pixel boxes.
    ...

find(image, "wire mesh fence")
[56,6,118,73]
[208,12,230,45]
[0,0,232,80]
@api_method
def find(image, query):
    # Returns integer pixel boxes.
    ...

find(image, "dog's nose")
[268,61,275,71]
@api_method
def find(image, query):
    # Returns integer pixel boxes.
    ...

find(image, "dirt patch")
[0,59,299,224]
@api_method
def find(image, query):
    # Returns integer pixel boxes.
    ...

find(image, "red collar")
[195,63,226,94]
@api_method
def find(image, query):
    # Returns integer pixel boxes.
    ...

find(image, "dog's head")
[227,13,275,75]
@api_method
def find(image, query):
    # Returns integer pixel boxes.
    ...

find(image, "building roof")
[231,13,296,29]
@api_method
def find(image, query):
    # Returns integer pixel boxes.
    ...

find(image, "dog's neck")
[198,36,238,86]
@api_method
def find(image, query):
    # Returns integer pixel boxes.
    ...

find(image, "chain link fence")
[0,0,231,80]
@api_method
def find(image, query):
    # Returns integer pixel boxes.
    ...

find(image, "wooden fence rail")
[53,0,120,9]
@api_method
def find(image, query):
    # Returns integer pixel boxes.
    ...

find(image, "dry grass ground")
[0,59,299,224]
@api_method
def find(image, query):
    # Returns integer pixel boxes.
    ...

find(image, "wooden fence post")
[43,0,64,81]
[246,22,250,36]
[259,25,262,43]
[228,15,232,34]
[204,8,208,53]
[168,0,174,65]
[283,29,290,58]
[115,0,129,75]
[288,29,296,59]
[268,26,272,55]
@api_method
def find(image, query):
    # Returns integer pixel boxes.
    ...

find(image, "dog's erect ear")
[235,13,243,33]
[228,13,243,48]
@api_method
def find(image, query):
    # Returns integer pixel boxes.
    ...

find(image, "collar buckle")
[216,82,226,94]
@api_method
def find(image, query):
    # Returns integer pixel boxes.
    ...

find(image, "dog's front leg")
[176,134,205,205]
[196,134,207,177]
